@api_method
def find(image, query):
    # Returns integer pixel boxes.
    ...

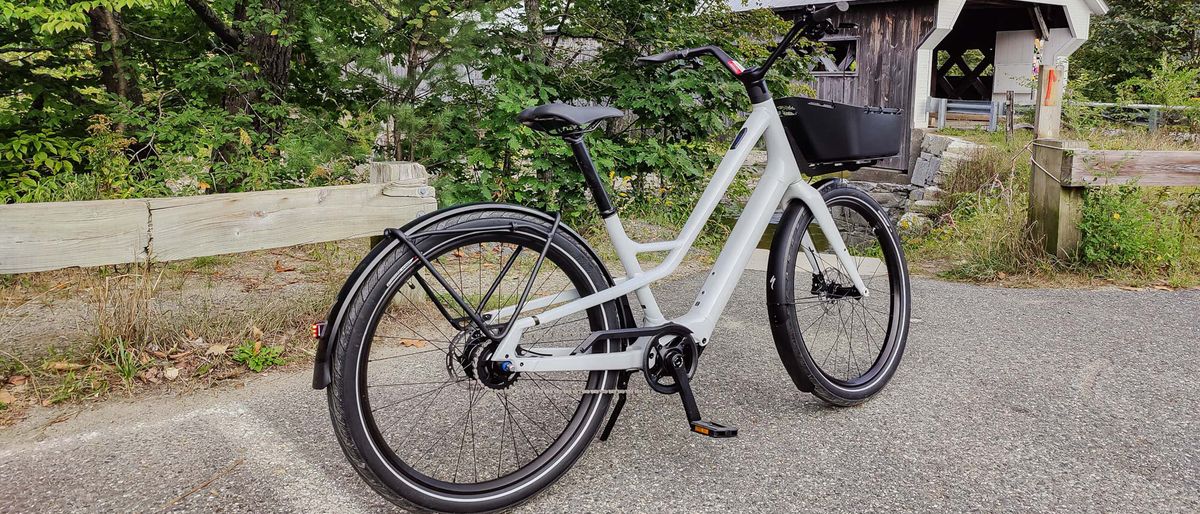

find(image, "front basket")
[775,97,905,170]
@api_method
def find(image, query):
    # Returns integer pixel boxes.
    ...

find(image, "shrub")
[1079,185,1193,270]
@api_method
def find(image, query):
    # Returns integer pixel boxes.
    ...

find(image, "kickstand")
[599,371,632,441]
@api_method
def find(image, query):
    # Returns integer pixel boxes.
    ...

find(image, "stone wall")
[852,132,986,229]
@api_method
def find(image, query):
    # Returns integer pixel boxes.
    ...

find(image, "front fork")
[783,180,869,298]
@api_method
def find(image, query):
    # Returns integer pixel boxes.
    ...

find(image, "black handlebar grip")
[636,50,684,66]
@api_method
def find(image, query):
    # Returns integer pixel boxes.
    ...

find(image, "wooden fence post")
[1029,139,1087,259]
[369,161,431,249]
[1005,90,1015,142]
[1034,63,1066,139]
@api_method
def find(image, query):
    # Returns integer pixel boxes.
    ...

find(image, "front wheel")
[767,183,911,406]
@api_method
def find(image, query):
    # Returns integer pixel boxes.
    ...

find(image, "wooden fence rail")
[1029,141,1200,258]
[0,162,436,274]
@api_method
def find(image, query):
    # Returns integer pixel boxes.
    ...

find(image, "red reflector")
[728,59,745,75]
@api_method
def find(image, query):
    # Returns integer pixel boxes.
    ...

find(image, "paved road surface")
[2,271,1198,513]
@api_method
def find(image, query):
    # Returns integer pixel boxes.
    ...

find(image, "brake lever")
[669,57,704,74]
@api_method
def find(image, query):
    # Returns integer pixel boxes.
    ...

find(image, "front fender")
[311,202,632,389]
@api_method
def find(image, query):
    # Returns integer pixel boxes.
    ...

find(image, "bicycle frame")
[485,98,869,373]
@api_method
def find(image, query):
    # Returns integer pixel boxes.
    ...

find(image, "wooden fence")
[1028,141,1200,258]
[0,162,436,274]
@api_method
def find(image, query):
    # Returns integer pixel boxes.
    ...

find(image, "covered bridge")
[731,0,1108,173]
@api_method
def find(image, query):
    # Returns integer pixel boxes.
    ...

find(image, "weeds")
[908,131,1200,287]
[47,370,109,404]
[232,341,286,372]
[97,338,143,388]
[91,265,164,349]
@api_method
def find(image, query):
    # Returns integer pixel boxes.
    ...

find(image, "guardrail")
[0,162,436,274]
[1028,141,1200,258]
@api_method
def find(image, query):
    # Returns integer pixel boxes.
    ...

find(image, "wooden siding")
[790,0,939,171]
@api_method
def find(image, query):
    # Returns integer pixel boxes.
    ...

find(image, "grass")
[0,242,355,422]
[905,129,1200,288]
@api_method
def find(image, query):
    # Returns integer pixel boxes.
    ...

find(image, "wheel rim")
[351,228,614,496]
[793,196,902,389]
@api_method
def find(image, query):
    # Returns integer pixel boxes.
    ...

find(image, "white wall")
[992,27,1073,104]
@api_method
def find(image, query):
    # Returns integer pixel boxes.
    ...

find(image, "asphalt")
[1,270,1198,513]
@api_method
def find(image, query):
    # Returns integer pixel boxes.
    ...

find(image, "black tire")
[767,183,911,406]
[327,208,629,513]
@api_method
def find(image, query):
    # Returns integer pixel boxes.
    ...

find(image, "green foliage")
[907,131,1200,287]
[97,337,141,386]
[231,340,285,372]
[48,370,109,404]
[1079,185,1193,270]
[2,0,813,224]
[426,1,811,223]
[1074,0,1200,103]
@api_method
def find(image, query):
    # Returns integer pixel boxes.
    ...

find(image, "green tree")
[1073,0,1200,102]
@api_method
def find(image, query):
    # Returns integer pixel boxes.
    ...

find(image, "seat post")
[563,133,616,218]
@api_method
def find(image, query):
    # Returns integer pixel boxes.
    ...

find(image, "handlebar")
[636,46,744,75]
[636,1,850,82]
[812,1,850,24]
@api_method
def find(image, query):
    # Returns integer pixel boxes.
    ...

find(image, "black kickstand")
[599,371,633,441]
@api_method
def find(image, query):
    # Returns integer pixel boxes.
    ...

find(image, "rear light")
[312,322,326,339]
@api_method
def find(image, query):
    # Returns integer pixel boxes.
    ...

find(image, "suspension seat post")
[563,133,616,218]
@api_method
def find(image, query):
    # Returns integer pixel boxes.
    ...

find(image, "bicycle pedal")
[690,420,738,438]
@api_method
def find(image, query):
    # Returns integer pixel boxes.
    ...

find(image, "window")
[814,37,858,76]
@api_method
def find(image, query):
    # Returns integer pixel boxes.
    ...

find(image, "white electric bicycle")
[312,3,910,512]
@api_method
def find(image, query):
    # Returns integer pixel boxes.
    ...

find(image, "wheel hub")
[449,332,518,390]
[812,268,862,301]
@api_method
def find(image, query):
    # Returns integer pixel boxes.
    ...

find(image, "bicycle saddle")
[517,103,624,134]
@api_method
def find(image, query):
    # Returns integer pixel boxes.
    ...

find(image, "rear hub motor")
[451,333,519,390]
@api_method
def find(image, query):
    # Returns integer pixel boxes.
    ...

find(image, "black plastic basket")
[775,97,905,169]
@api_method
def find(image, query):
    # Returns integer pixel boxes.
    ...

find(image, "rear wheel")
[327,209,629,512]
[768,183,911,406]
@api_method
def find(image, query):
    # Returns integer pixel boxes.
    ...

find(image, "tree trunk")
[524,0,543,64]
[88,7,143,122]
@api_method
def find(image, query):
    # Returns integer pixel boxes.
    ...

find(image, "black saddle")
[517,103,624,134]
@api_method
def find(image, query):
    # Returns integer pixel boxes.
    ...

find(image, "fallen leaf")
[0,390,15,405]
[400,338,428,349]
[139,353,151,365]
[141,368,161,384]
[47,361,85,372]
[183,333,205,346]
[8,375,27,386]
[996,272,1008,279]
[206,344,229,357]
[151,350,169,359]
[274,260,296,273]
[1152,285,1173,291]
[251,326,264,340]
[1118,286,1142,292]
[163,367,180,381]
